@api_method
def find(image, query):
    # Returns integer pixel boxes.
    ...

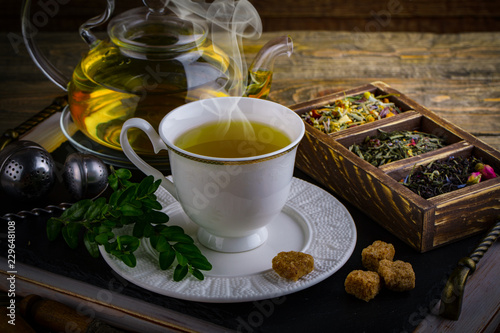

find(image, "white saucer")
[100,177,357,303]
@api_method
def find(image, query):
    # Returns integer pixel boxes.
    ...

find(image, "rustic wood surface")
[2,0,500,33]
[252,0,500,33]
[1,31,500,151]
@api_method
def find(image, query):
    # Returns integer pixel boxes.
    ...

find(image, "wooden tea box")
[291,81,500,252]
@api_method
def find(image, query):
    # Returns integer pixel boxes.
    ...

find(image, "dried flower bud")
[467,171,482,185]
[475,163,497,180]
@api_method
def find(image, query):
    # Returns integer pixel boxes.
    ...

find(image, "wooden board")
[415,242,500,333]
[1,31,499,152]
[3,0,500,33]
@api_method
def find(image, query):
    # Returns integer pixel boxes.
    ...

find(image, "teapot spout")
[244,36,293,99]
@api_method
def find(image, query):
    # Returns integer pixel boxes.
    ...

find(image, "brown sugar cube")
[378,259,416,291]
[344,270,382,302]
[272,251,314,281]
[361,240,395,271]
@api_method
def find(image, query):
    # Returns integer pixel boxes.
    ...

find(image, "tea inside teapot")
[69,10,241,154]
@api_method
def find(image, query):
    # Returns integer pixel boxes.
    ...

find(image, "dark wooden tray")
[291,81,500,252]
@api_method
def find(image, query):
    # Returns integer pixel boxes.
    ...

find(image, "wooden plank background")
[1,31,499,151]
[2,0,500,33]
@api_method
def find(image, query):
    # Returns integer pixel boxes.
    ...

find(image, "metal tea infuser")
[62,153,109,200]
[0,140,56,201]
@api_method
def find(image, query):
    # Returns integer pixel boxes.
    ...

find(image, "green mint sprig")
[47,167,212,281]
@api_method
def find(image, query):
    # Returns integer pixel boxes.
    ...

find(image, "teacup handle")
[120,118,178,200]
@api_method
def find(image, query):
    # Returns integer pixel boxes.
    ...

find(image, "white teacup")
[120,97,305,252]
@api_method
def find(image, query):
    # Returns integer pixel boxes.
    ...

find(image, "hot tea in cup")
[120,97,305,252]
[175,120,292,157]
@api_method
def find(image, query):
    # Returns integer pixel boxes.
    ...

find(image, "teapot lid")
[108,6,207,58]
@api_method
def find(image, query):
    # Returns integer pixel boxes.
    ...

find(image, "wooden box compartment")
[334,112,465,147]
[291,81,500,252]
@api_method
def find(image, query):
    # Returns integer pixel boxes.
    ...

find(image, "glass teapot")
[22,0,293,154]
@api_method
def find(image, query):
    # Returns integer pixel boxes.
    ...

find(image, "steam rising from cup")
[152,0,264,137]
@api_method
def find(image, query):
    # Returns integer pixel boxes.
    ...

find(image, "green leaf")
[44,167,212,283]
[144,210,168,224]
[108,174,119,191]
[109,191,120,207]
[119,215,134,226]
[173,264,189,281]
[149,234,160,249]
[108,209,122,219]
[149,179,162,194]
[62,223,82,249]
[132,199,143,209]
[117,235,140,252]
[120,179,133,189]
[117,186,136,206]
[97,225,112,234]
[159,225,184,237]
[101,204,110,216]
[84,197,107,221]
[154,235,169,252]
[173,242,202,258]
[166,233,195,244]
[103,241,113,253]
[84,231,100,258]
[61,200,92,221]
[102,219,117,228]
[160,226,194,243]
[189,257,213,271]
[87,230,97,242]
[120,253,136,267]
[159,247,176,270]
[120,203,143,216]
[132,219,147,238]
[140,198,163,211]
[137,176,154,197]
[109,249,122,257]
[191,268,205,281]
[46,218,63,241]
[176,252,188,266]
[153,224,167,232]
[143,222,154,238]
[95,232,113,245]
[115,168,132,180]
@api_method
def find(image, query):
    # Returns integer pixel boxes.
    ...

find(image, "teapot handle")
[79,0,115,46]
[21,0,115,91]
[21,0,70,91]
